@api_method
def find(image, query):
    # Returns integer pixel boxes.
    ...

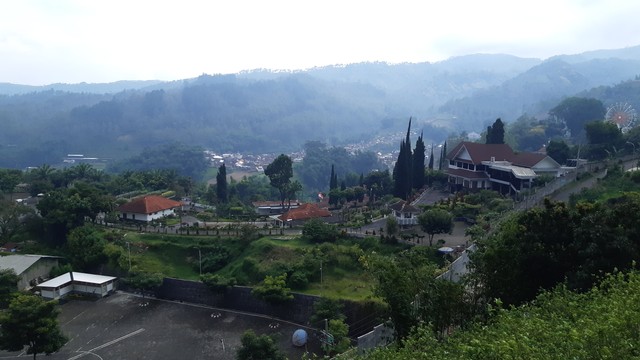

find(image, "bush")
[287,271,309,290]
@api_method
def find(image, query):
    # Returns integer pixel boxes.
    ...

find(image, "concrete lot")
[0,292,321,360]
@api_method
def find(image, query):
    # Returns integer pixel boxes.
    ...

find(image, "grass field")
[120,231,416,301]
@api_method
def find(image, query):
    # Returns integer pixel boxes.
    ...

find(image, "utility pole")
[198,248,202,276]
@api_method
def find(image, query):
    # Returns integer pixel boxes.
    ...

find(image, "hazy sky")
[2,0,640,85]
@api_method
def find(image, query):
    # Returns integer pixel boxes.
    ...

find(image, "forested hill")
[1,46,640,169]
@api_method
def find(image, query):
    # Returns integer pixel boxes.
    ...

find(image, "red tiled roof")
[510,152,548,167]
[447,142,560,168]
[279,203,331,221]
[117,195,182,214]
[446,168,490,179]
[447,142,515,164]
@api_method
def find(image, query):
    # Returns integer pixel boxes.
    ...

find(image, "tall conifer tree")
[412,132,425,190]
[439,141,447,170]
[329,164,337,190]
[393,118,413,199]
[428,144,434,170]
[216,163,228,203]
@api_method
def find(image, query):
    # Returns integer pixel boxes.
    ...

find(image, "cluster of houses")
[116,141,568,227]
[0,141,569,300]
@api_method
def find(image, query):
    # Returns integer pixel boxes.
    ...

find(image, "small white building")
[117,195,183,222]
[37,272,117,300]
[388,200,421,226]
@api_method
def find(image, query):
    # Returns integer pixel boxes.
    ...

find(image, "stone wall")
[157,277,319,325]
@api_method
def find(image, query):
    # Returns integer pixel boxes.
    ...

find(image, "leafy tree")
[362,271,640,360]
[236,329,286,360]
[126,271,163,299]
[385,216,399,238]
[0,269,19,309]
[264,154,293,208]
[418,208,453,246]
[310,297,345,325]
[550,97,606,139]
[285,180,302,207]
[66,225,107,272]
[216,163,228,203]
[0,169,23,199]
[252,274,293,304]
[200,273,236,293]
[363,170,393,199]
[546,139,570,165]
[363,249,468,340]
[0,200,32,242]
[0,293,67,360]
[302,218,339,243]
[325,319,351,354]
[486,118,505,144]
[585,120,624,159]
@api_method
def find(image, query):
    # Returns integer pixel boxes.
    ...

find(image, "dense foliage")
[360,270,640,360]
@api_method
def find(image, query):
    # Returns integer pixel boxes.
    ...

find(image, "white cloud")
[1,0,640,85]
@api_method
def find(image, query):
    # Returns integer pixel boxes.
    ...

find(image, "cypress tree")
[428,144,434,170]
[329,164,337,190]
[393,118,413,199]
[440,141,447,170]
[216,163,228,203]
[486,118,505,144]
[412,132,426,190]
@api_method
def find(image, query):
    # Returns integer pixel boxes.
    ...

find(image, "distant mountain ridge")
[1,44,640,168]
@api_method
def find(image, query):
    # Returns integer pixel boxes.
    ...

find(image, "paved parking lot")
[0,292,320,360]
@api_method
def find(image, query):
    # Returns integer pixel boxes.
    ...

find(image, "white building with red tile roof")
[117,195,182,222]
[445,142,563,196]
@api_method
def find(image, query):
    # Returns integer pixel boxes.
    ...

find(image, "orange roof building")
[278,203,331,224]
[117,195,182,222]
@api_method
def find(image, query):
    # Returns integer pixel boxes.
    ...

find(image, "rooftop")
[37,272,117,289]
[117,195,182,214]
[0,254,58,275]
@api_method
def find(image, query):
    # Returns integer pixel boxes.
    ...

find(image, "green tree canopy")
[362,271,640,360]
[0,269,19,309]
[236,329,286,360]
[251,274,293,304]
[418,208,453,246]
[546,139,571,165]
[0,294,67,360]
[363,248,468,340]
[302,218,339,243]
[550,97,606,140]
[66,225,107,272]
[264,154,293,208]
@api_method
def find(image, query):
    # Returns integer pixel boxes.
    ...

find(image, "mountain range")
[1,45,639,169]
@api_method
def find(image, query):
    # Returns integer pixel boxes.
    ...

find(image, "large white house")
[117,195,182,222]
[446,142,564,196]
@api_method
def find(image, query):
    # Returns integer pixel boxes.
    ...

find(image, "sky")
[1,0,640,85]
